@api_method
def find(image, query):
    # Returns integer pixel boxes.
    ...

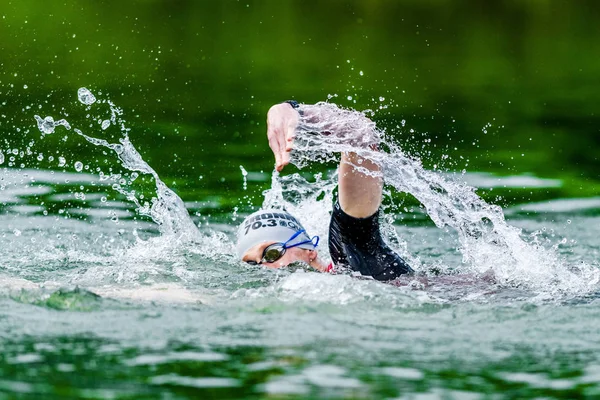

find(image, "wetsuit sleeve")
[328,201,413,281]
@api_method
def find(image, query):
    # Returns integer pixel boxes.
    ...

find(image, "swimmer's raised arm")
[266,103,299,172]
[266,102,382,218]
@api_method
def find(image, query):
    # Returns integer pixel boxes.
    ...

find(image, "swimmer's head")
[236,209,319,268]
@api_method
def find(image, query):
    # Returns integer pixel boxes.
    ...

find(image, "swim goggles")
[246,229,319,265]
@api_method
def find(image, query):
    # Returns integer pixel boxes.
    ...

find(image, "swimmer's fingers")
[281,115,298,168]
[282,106,301,168]
[266,106,287,171]
[267,103,299,171]
[277,126,293,170]
[267,124,284,170]
[285,117,297,150]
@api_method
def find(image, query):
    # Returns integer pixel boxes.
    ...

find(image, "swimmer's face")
[242,241,317,268]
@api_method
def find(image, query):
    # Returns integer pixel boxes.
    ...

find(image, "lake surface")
[1,1,599,399]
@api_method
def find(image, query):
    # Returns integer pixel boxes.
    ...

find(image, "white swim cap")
[236,209,316,259]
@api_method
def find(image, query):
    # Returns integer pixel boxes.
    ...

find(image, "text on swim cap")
[243,212,302,235]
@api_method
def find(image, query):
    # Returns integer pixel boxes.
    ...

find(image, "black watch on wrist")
[284,100,303,115]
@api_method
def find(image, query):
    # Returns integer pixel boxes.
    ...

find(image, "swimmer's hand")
[267,103,299,172]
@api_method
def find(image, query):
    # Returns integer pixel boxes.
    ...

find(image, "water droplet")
[101,120,110,130]
[359,71,364,76]
[100,196,107,203]
[58,157,66,167]
[77,87,96,105]
[34,115,71,134]
[0,153,4,165]
[240,165,248,190]
[34,115,56,134]
[23,84,28,89]
[13,229,21,237]
[567,220,572,224]
[74,161,83,172]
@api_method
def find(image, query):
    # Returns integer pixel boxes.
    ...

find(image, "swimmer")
[236,101,413,281]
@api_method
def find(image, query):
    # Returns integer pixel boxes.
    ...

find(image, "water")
[291,103,599,296]
[0,89,599,399]
[77,87,97,105]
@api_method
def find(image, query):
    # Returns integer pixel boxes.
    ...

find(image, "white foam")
[92,283,209,304]
[232,269,437,307]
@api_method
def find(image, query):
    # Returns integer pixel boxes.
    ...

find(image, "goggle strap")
[284,234,320,250]
[312,235,320,247]
[283,229,306,246]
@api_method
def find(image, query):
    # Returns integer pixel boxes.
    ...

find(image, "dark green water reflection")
[0,0,598,218]
[1,323,600,399]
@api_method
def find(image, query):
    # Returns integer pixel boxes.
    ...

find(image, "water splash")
[77,87,96,105]
[34,88,198,239]
[33,115,71,135]
[27,92,599,296]
[262,170,337,248]
[239,165,248,191]
[263,101,599,296]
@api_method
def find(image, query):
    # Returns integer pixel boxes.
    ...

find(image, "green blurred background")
[1,0,599,215]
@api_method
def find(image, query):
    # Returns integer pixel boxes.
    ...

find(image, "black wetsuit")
[328,201,413,281]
